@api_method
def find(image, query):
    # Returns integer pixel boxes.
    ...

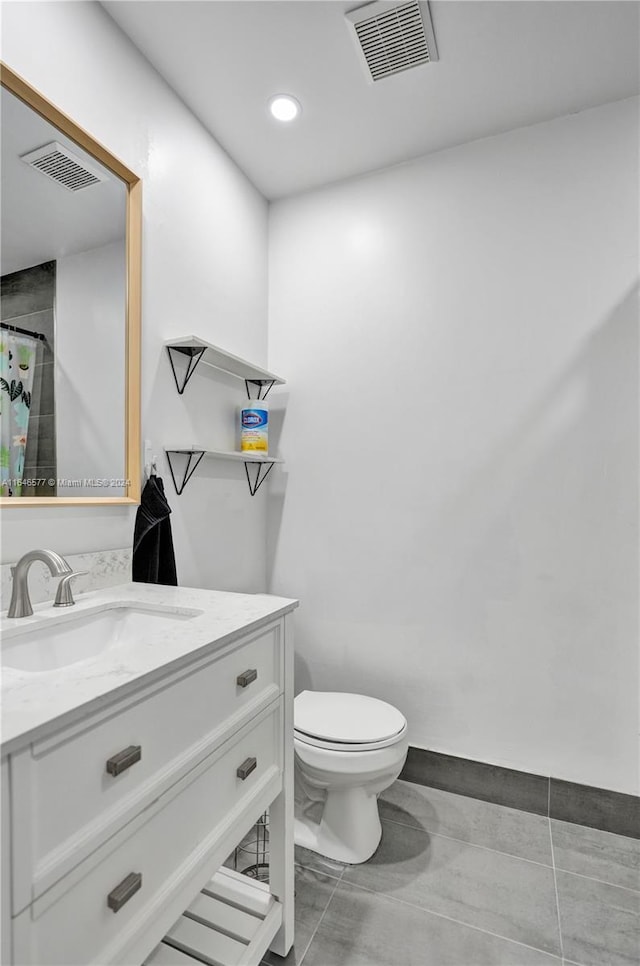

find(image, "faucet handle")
[54,572,88,607]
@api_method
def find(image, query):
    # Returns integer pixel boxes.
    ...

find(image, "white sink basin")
[1,604,203,672]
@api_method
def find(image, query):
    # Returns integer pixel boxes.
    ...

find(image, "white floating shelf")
[165,336,285,395]
[164,448,283,465]
[164,448,283,496]
[145,867,282,966]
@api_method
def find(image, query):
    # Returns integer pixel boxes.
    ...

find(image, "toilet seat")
[294,691,407,752]
[294,727,407,752]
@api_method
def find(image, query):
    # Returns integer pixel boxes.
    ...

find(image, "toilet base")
[294,785,382,864]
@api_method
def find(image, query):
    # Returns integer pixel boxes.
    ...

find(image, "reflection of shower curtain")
[0,332,38,496]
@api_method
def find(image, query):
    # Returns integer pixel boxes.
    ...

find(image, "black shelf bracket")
[165,450,277,497]
[244,460,276,496]
[165,450,206,496]
[166,345,207,395]
[245,379,276,401]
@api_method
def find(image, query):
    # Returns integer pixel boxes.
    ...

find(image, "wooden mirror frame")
[0,62,141,507]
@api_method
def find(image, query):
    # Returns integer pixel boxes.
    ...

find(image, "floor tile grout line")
[298,870,344,966]
[560,827,640,844]
[393,781,640,842]
[548,813,565,962]
[294,860,344,882]
[552,865,640,895]
[550,815,640,845]
[340,874,563,960]
[395,780,552,821]
[379,815,555,870]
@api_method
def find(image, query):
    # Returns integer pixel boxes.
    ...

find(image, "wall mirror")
[0,63,141,506]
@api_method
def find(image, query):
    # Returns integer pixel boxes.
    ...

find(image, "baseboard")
[400,746,639,839]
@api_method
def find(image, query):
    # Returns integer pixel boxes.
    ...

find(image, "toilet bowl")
[293,690,408,864]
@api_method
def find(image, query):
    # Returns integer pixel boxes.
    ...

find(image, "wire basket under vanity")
[230,810,269,882]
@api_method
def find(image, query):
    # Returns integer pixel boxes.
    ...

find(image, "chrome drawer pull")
[107,872,142,912]
[236,668,258,688]
[237,756,257,781]
[106,745,142,776]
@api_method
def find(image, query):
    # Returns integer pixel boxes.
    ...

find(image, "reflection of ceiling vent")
[19,141,107,191]
[346,0,438,82]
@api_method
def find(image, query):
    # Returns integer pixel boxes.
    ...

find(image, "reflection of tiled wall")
[0,261,56,495]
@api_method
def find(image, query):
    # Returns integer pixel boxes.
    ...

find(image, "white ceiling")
[102,0,640,200]
[1,87,126,276]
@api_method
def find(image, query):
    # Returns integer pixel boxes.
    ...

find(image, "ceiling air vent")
[346,0,439,82]
[19,141,107,191]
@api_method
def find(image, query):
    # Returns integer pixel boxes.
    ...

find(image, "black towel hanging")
[132,475,178,585]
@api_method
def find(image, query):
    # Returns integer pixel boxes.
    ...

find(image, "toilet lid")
[294,691,406,744]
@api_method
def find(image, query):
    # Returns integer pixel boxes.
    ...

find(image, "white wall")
[56,240,126,495]
[3,2,637,795]
[1,1,271,592]
[268,97,639,795]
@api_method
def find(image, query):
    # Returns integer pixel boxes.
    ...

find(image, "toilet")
[293,690,409,864]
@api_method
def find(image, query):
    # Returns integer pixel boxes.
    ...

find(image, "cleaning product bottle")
[240,398,269,454]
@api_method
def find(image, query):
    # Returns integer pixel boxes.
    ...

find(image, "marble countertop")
[1,582,298,755]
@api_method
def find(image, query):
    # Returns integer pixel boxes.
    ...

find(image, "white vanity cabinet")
[1,596,296,966]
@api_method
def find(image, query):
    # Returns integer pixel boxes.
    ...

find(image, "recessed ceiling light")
[268,94,301,123]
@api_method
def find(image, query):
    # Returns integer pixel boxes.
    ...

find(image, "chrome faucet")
[7,549,75,618]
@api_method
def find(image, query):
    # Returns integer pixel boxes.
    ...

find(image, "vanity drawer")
[13,701,282,966]
[20,621,283,900]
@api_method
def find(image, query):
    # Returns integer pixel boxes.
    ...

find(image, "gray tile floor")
[264,780,640,966]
